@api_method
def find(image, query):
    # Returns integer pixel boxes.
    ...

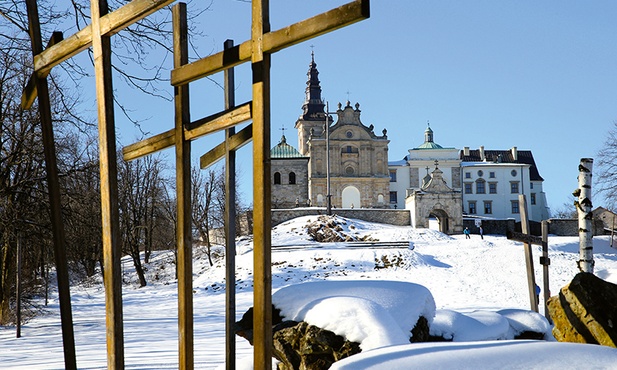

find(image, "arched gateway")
[406,167,463,234]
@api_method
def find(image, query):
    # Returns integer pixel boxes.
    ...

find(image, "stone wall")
[546,219,605,236]
[463,218,515,236]
[272,208,411,227]
[272,158,310,209]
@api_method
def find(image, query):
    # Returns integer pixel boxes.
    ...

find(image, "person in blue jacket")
[464,227,470,239]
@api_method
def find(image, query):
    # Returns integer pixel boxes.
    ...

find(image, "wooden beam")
[541,220,552,323]
[21,31,64,110]
[223,38,238,370]
[173,4,194,369]
[122,130,175,162]
[171,0,370,86]
[251,0,273,368]
[186,102,252,140]
[199,124,253,169]
[506,230,542,245]
[519,195,539,313]
[25,2,76,368]
[92,0,125,367]
[31,0,174,77]
[122,102,252,161]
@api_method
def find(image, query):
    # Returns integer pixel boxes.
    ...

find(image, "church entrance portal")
[342,186,361,208]
[429,209,450,233]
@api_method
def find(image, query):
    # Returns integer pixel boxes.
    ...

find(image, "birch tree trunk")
[575,158,594,273]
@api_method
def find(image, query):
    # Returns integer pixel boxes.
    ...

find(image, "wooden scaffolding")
[22,0,369,369]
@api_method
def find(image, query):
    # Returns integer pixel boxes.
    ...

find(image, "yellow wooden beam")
[171,0,370,86]
[186,102,252,140]
[21,31,64,110]
[199,124,253,169]
[31,0,174,78]
[122,102,252,161]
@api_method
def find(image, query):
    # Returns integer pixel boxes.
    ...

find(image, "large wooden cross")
[24,0,369,369]
[506,194,551,318]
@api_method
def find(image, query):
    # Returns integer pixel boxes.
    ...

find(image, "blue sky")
[95,0,617,213]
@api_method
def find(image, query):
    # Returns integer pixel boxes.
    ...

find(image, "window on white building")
[484,201,492,214]
[465,172,471,179]
[489,172,496,178]
[510,181,519,194]
[531,193,536,205]
[389,169,397,182]
[469,201,477,214]
[464,183,473,194]
[476,179,486,194]
[389,191,398,204]
[489,182,497,194]
[511,200,520,214]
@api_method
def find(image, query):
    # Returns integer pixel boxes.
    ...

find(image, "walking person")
[479,226,484,240]
[464,227,470,239]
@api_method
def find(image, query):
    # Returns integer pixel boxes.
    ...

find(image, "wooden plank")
[25,2,76,368]
[173,4,194,369]
[92,0,126,367]
[122,103,252,161]
[21,31,64,110]
[223,38,238,370]
[122,129,175,161]
[199,124,253,169]
[519,195,538,313]
[251,0,273,368]
[32,0,174,77]
[541,220,552,323]
[506,230,542,245]
[171,0,370,86]
[185,102,252,140]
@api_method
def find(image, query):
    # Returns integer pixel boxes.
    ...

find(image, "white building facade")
[388,127,550,225]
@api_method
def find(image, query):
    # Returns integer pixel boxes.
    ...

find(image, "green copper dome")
[271,135,305,158]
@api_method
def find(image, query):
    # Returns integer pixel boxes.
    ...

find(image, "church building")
[271,53,550,232]
[287,53,390,209]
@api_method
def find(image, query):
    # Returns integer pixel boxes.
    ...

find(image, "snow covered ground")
[2,215,617,369]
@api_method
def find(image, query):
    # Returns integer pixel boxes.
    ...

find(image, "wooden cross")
[24,1,176,368]
[506,194,551,317]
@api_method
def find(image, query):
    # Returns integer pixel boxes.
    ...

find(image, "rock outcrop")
[235,305,431,370]
[547,272,617,347]
[272,321,361,370]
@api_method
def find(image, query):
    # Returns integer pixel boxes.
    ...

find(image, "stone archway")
[429,209,450,233]
[342,186,361,208]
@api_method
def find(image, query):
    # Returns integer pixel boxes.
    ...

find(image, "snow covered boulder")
[429,309,552,342]
[268,280,436,369]
[273,280,436,348]
[236,280,435,370]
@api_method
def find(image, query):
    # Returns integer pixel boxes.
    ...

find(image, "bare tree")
[596,122,617,210]
[191,168,219,266]
[117,153,170,286]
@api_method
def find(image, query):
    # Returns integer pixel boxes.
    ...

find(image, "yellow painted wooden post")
[24,1,76,368]
[91,0,125,367]
[251,1,273,368]
[173,4,194,369]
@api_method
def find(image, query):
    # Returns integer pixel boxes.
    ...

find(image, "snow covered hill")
[2,215,617,369]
